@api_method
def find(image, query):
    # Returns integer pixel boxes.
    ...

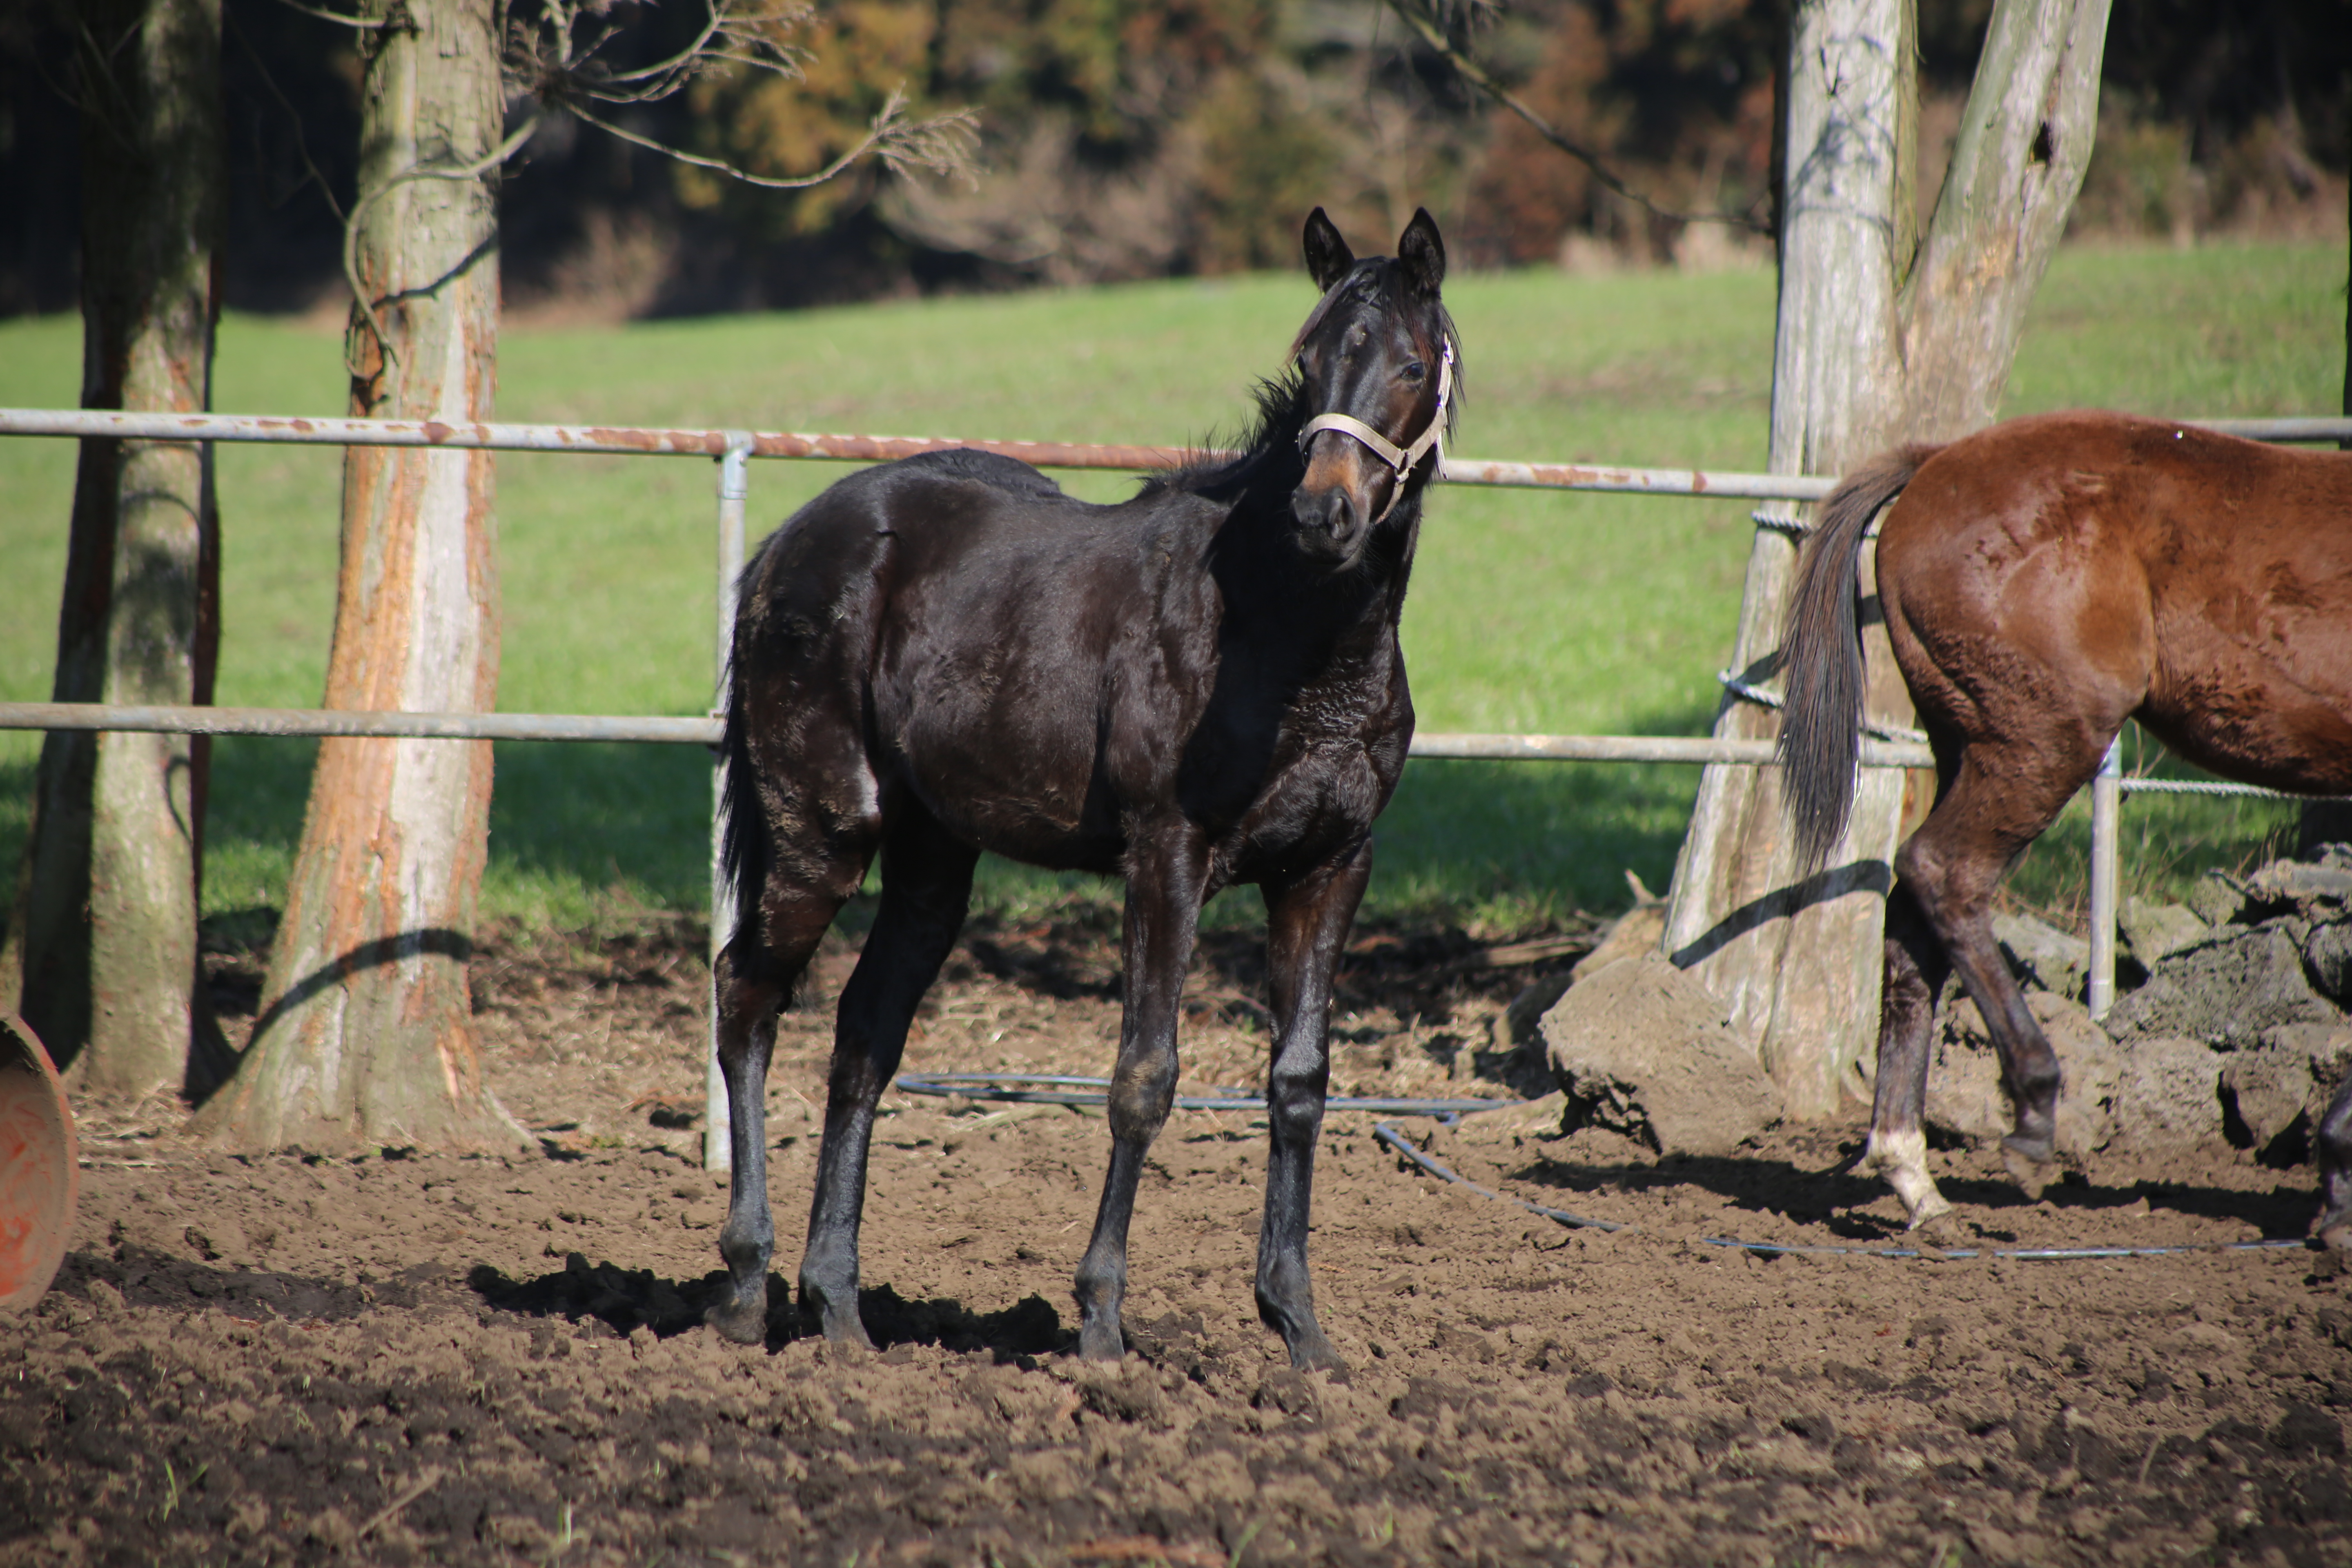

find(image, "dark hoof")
[797,1281,873,1349]
[1910,1209,1960,1249]
[2001,1134,2054,1197]
[705,1290,768,1345]
[1288,1332,1348,1375]
[1077,1319,1125,1362]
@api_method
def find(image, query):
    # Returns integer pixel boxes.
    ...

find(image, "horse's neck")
[1235,485,1422,659]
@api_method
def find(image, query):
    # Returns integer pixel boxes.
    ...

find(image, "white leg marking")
[1864,1128,1953,1228]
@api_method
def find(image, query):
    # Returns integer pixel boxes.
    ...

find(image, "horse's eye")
[1401,361,1427,383]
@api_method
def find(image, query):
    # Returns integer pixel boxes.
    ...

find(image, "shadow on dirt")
[1508,1147,2320,1241]
[56,1245,452,1323]
[465,1256,1072,1363]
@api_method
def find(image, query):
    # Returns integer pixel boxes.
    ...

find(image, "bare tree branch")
[335,0,977,361]
[1381,0,1770,235]
[227,5,347,225]
[269,0,388,29]
[567,87,976,192]
[344,115,540,372]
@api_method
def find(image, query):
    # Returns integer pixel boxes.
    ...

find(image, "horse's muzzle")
[1291,481,1370,565]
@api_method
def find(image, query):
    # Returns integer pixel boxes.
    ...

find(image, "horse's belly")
[893,700,1120,869]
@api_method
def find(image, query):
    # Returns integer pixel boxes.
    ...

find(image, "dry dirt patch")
[5,912,2349,1565]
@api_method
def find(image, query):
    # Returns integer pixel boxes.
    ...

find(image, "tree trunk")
[1661,0,2109,1117]
[0,0,225,1102]
[194,0,521,1151]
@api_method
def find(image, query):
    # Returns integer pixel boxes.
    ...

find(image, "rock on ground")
[1540,953,1776,1157]
[1492,901,1665,1062]
[1927,992,2122,1155]
[2118,897,2208,969]
[1993,911,2090,1000]
[2109,1035,2228,1150]
[2225,1025,2352,1152]
[2104,925,2343,1049]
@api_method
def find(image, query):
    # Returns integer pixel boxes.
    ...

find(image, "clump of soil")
[7,907,2350,1565]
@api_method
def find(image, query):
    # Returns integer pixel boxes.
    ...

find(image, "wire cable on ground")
[892,1074,2316,1263]
[895,1072,1505,1119]
[1370,1123,1629,1232]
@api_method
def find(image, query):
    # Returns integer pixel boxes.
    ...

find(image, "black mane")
[1141,370,1310,503]
[1142,257,1463,507]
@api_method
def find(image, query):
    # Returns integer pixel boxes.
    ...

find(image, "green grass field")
[0,238,2343,935]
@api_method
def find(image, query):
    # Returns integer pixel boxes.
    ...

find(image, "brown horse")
[1778,410,2352,1247]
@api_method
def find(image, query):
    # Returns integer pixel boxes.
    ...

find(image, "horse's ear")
[1303,208,1354,292]
[1398,208,1446,298]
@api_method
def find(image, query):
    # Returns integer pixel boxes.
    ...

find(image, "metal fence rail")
[4,402,2344,1165]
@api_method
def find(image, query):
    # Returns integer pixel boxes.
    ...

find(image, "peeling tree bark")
[195,0,521,1151]
[0,0,226,1102]
[1661,0,2110,1117]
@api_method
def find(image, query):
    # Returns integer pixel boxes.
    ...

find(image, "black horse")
[704,209,1459,1368]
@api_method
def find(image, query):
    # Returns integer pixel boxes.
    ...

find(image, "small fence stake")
[2087,737,2123,1020]
[706,434,753,1172]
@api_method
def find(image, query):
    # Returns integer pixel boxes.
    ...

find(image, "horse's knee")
[1107,1058,1176,1143]
[1265,1067,1327,1146]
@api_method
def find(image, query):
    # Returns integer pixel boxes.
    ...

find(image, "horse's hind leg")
[1864,878,1956,1227]
[1074,828,1209,1361]
[709,874,855,1345]
[1252,841,1371,1372]
[1896,740,2105,1188]
[2315,1067,2352,1251]
[798,803,978,1346]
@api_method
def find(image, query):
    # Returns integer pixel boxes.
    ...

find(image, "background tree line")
[3,0,2344,321]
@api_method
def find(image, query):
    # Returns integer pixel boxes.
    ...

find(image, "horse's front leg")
[1254,840,1371,1372]
[1074,828,1208,1361]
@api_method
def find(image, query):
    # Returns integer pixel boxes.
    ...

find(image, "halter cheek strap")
[1296,338,1454,523]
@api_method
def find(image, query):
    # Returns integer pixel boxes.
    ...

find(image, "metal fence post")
[2087,736,2123,1020]
[706,433,754,1171]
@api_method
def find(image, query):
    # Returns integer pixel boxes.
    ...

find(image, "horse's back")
[733,448,1234,869]
[1875,410,2352,791]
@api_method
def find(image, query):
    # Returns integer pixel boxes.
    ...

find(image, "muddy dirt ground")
[4,905,2349,1566]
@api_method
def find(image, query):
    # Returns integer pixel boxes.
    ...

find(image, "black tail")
[1778,444,1937,873]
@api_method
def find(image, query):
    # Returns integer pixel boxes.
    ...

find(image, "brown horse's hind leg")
[1865,879,1956,1227]
[709,880,853,1345]
[797,803,978,1348]
[1895,746,2100,1192]
[1074,827,1209,1361]
[1252,840,1371,1371]
[2316,1069,2352,1251]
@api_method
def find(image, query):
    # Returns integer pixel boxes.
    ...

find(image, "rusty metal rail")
[0,405,1844,500]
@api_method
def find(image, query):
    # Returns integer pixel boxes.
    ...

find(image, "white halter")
[1296,336,1454,523]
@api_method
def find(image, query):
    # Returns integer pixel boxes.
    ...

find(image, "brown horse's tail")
[1778,443,1939,873]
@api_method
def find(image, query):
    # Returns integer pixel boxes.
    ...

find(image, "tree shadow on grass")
[195,735,713,913]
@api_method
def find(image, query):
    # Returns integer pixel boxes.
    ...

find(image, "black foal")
[704,208,1460,1365]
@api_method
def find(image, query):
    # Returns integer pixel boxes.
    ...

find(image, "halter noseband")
[1296,336,1454,524]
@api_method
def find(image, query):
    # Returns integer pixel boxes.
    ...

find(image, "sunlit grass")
[0,237,2341,936]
